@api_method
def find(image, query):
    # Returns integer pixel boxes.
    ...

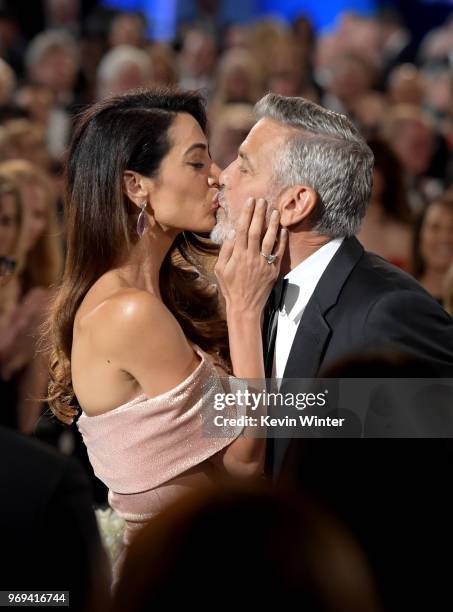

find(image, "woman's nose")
[208,161,221,186]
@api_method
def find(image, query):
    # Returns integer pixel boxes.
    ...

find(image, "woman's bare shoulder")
[79,288,190,363]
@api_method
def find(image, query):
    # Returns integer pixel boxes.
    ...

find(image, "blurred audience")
[0,56,17,105]
[412,190,453,304]
[358,138,413,271]
[381,105,440,212]
[387,63,425,106]
[147,43,178,87]
[178,27,217,95]
[209,103,255,169]
[209,48,263,120]
[0,159,63,434]
[25,29,80,107]
[0,119,51,170]
[108,11,147,49]
[96,44,151,99]
[444,263,453,315]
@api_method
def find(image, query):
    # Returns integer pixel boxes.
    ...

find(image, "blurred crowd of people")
[0,2,452,609]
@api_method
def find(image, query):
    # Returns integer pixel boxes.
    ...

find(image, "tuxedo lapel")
[281,236,364,380]
[270,236,365,480]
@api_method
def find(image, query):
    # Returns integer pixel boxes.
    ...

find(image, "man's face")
[210,118,289,244]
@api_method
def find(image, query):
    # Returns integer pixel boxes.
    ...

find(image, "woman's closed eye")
[188,162,205,169]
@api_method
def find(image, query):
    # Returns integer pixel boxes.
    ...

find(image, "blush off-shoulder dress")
[76,344,245,586]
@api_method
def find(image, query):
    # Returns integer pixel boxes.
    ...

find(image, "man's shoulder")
[320,237,448,324]
[336,240,429,304]
[355,250,423,293]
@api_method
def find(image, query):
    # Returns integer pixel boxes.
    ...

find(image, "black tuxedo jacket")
[265,236,453,479]
[0,427,109,609]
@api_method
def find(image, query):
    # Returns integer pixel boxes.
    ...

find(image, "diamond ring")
[260,252,277,264]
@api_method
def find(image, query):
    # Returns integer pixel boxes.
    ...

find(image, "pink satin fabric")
[76,345,244,584]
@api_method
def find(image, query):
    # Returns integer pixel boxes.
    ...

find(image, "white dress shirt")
[273,237,344,381]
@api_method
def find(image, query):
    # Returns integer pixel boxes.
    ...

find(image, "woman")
[412,191,453,303]
[45,88,286,584]
[0,175,27,428]
[0,175,24,285]
[357,138,414,272]
[0,160,63,433]
[208,48,263,122]
[0,159,63,294]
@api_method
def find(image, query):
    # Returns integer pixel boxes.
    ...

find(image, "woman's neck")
[116,226,178,297]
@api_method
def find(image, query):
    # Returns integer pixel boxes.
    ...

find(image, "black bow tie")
[269,278,288,313]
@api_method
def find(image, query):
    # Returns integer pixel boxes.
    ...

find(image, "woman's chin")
[182,222,216,236]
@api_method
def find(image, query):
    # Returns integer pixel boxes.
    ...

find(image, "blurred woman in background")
[358,138,414,271]
[0,159,63,433]
[0,175,26,428]
[412,191,453,303]
[208,48,263,122]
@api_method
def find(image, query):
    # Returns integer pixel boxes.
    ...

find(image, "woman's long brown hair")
[45,88,229,424]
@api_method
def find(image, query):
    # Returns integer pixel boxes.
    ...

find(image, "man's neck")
[279,232,334,277]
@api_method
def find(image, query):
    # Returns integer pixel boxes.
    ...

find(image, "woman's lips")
[211,192,220,209]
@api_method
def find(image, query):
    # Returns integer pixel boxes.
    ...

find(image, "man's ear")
[123,170,151,207]
[279,185,318,228]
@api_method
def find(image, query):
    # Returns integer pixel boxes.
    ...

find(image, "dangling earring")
[136,201,148,238]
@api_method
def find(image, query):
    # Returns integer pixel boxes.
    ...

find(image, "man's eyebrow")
[183,143,207,156]
[238,148,254,170]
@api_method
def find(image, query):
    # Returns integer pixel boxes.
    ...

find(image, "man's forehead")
[241,117,291,157]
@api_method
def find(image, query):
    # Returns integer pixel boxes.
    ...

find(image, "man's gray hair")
[254,93,374,237]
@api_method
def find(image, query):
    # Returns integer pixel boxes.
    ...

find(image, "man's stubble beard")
[210,189,277,245]
[210,189,232,245]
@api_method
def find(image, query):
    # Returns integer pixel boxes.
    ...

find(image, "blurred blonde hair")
[211,48,263,107]
[0,175,27,323]
[0,119,50,170]
[0,159,63,291]
[0,174,27,265]
[251,20,292,79]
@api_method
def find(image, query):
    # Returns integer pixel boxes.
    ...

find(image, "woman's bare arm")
[210,198,287,477]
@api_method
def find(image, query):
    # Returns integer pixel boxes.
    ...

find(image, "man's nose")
[218,163,232,188]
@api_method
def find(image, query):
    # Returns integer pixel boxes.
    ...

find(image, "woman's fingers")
[235,197,255,250]
[275,227,288,261]
[247,198,267,251]
[260,209,281,257]
[216,229,236,270]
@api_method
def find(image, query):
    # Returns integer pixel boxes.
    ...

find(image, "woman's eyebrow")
[183,143,207,156]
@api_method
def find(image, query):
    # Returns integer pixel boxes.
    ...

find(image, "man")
[210,92,453,480]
